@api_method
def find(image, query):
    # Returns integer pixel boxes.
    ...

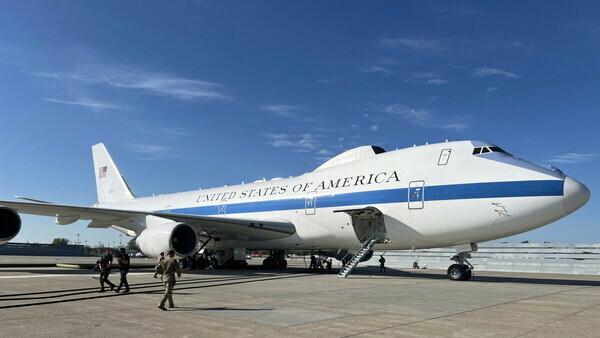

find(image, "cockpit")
[472,146,510,155]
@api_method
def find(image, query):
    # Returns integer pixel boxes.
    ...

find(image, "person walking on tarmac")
[115,248,130,293]
[154,252,165,279]
[379,255,387,273]
[309,254,316,270]
[155,250,181,311]
[98,249,116,292]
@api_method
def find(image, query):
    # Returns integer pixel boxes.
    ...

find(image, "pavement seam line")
[513,286,600,337]
[338,284,592,337]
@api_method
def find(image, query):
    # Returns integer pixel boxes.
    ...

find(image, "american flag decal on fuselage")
[98,166,107,179]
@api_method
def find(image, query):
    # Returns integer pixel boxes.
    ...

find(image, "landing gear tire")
[179,257,192,270]
[210,258,219,269]
[262,257,287,269]
[447,264,472,281]
[462,267,472,281]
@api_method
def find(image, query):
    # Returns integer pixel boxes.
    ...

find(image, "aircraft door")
[438,148,452,165]
[218,200,227,216]
[305,191,316,215]
[408,180,425,209]
[338,207,389,243]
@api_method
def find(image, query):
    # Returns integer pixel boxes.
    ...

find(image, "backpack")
[155,261,164,275]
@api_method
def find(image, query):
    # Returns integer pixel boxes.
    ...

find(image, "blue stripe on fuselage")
[165,180,563,216]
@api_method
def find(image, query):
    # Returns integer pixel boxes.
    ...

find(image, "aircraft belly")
[385,196,567,248]
[209,209,357,250]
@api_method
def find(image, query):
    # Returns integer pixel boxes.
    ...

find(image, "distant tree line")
[51,238,70,245]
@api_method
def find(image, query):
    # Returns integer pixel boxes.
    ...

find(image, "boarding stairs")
[337,233,380,278]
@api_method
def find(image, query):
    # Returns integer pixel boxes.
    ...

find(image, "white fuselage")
[99,141,585,252]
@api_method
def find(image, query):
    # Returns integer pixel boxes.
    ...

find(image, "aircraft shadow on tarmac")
[166,306,274,312]
[0,268,100,275]
[345,267,600,286]
[0,273,312,310]
[202,307,273,311]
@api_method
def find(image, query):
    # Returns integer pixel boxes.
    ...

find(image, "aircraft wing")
[0,200,296,241]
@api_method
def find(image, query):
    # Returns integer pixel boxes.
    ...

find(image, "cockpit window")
[488,146,508,154]
[473,146,511,156]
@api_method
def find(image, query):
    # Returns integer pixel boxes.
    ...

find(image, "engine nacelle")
[0,207,21,245]
[135,222,198,258]
[321,249,374,263]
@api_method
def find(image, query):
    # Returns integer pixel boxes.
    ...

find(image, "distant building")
[0,242,85,256]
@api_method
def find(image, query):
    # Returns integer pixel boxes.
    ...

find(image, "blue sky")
[0,1,598,246]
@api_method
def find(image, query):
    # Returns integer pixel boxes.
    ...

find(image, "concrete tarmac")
[0,258,599,337]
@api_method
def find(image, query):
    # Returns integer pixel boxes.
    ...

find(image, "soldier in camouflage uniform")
[156,249,181,310]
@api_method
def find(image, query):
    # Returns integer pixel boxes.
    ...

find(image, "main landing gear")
[262,250,287,269]
[447,243,477,281]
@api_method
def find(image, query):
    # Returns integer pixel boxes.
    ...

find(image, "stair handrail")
[338,232,380,268]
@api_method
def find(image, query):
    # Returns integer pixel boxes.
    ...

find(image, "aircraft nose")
[563,177,590,214]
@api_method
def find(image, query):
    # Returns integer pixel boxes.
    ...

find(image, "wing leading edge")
[0,200,296,241]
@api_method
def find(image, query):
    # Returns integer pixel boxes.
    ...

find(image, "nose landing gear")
[447,243,476,281]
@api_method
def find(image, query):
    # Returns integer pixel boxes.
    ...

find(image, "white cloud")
[156,127,191,136]
[370,124,379,131]
[383,104,433,126]
[440,122,470,131]
[124,143,176,160]
[486,87,498,92]
[403,71,448,85]
[105,75,226,101]
[317,78,337,85]
[429,3,484,16]
[425,79,448,85]
[6,44,228,102]
[29,64,228,102]
[260,105,301,118]
[125,143,170,154]
[360,65,392,75]
[425,96,439,103]
[380,38,447,54]
[382,104,470,131]
[410,71,438,79]
[472,67,520,79]
[548,153,597,164]
[261,133,322,152]
[42,97,124,111]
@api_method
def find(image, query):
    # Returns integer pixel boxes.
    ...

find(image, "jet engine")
[135,222,198,258]
[0,207,21,245]
[321,249,374,263]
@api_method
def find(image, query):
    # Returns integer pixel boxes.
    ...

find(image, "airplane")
[0,140,590,281]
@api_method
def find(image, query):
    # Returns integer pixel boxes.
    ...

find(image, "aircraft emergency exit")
[0,140,590,280]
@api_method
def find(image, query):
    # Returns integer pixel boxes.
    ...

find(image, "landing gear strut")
[447,244,476,281]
